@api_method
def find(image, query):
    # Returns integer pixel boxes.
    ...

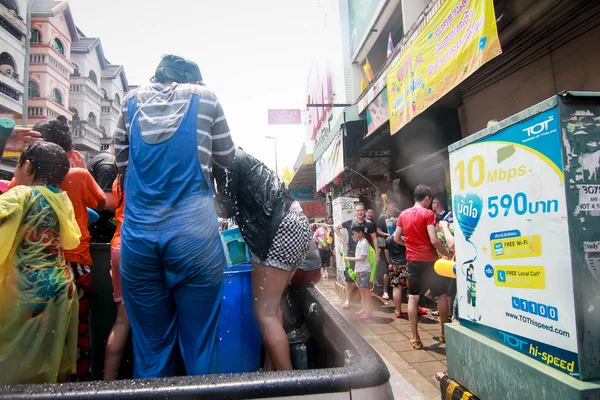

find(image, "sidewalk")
[316,277,447,400]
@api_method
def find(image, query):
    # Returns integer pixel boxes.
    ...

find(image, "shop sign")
[306,62,333,141]
[387,0,502,135]
[316,130,344,191]
[449,107,579,376]
[291,189,320,202]
[267,109,301,125]
[366,87,389,136]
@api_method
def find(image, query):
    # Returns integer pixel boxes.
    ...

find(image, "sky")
[68,0,322,173]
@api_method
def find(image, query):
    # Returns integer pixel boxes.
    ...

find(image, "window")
[114,93,121,105]
[72,63,80,77]
[89,70,98,85]
[69,107,79,121]
[52,88,63,105]
[0,52,16,76]
[101,88,107,99]
[0,0,19,16]
[28,81,39,98]
[88,112,97,125]
[30,29,42,44]
[53,38,65,56]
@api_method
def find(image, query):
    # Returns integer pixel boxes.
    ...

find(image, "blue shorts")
[357,271,371,288]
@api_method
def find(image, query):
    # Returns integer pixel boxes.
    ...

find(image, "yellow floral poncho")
[0,185,81,384]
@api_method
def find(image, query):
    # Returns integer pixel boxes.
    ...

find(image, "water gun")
[87,207,99,225]
[319,238,328,248]
[344,256,357,281]
[434,258,456,278]
[368,245,377,284]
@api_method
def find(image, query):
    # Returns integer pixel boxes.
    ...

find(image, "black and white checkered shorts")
[251,210,311,271]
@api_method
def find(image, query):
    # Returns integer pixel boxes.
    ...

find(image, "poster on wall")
[449,107,579,377]
[366,88,389,136]
[387,0,502,135]
[316,130,344,191]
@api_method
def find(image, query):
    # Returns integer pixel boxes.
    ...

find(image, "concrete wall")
[401,0,428,35]
[458,24,600,138]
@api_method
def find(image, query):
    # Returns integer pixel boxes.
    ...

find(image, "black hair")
[351,224,365,234]
[414,184,433,202]
[433,196,446,209]
[18,142,70,186]
[152,54,202,84]
[38,119,73,152]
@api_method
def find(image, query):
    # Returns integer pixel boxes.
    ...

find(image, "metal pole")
[22,1,31,127]
[274,136,278,175]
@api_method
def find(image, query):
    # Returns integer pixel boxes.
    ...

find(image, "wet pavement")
[316,275,446,400]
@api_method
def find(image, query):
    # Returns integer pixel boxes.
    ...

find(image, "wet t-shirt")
[341,219,375,256]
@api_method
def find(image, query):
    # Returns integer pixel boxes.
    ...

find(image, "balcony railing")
[0,16,21,40]
[0,69,19,81]
[0,82,20,101]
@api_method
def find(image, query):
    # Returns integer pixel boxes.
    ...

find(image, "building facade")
[28,0,76,123]
[0,0,27,117]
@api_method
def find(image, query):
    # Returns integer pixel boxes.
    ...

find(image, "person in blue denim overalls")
[113,55,235,378]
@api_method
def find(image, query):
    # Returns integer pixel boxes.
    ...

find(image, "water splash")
[344,168,381,191]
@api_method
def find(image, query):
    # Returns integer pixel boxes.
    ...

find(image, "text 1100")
[488,192,559,218]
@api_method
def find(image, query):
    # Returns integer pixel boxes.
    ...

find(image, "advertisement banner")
[316,130,344,191]
[267,109,302,125]
[449,107,580,377]
[386,0,501,135]
[366,88,389,136]
[348,0,384,56]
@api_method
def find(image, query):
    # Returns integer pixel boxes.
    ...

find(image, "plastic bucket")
[219,227,251,266]
[219,263,261,373]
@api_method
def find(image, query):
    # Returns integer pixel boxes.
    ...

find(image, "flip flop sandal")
[342,303,350,309]
[395,312,403,318]
[410,338,423,350]
[431,310,440,317]
[418,307,428,316]
[439,335,445,343]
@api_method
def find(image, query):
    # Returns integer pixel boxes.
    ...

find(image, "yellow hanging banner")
[387,0,501,135]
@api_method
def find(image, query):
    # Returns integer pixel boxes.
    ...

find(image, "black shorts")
[344,261,355,283]
[447,277,457,297]
[406,260,450,297]
[318,248,331,267]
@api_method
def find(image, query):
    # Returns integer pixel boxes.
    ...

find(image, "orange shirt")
[110,177,124,249]
[60,168,106,265]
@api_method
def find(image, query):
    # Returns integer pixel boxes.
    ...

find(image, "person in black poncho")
[213,147,311,371]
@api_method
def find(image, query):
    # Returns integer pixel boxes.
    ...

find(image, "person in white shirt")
[344,225,374,320]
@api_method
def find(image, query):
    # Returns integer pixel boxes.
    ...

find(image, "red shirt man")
[394,184,449,349]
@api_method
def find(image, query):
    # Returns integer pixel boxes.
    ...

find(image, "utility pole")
[22,0,31,127]
[265,135,278,175]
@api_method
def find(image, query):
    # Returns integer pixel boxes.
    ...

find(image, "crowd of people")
[0,53,458,385]
[0,55,312,384]
[311,187,456,350]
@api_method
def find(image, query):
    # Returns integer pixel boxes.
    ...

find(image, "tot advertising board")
[449,107,580,377]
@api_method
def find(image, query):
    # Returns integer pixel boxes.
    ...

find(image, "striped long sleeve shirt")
[114,82,235,182]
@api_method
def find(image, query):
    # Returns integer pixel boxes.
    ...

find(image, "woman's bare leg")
[103,303,130,380]
[252,263,294,371]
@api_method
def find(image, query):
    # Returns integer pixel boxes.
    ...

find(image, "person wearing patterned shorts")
[213,148,312,372]
[250,207,311,372]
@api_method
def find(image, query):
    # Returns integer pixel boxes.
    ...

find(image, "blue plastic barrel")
[219,263,261,373]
